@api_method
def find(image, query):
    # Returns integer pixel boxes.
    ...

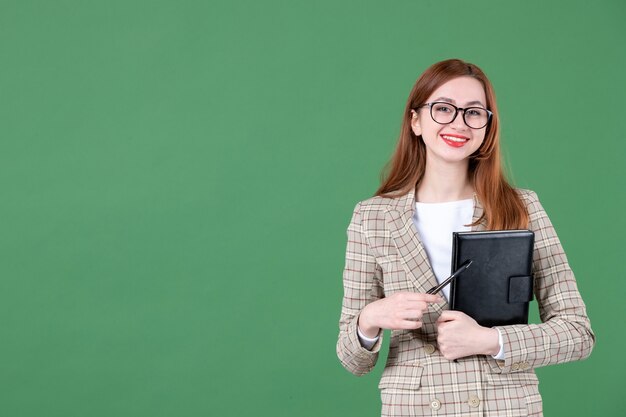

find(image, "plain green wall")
[1,0,624,416]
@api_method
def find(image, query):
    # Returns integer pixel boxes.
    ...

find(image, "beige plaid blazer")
[336,188,594,417]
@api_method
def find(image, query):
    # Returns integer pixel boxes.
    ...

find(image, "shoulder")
[515,188,538,202]
[515,188,543,214]
[353,194,401,216]
[356,195,395,210]
[514,188,555,230]
[348,194,405,228]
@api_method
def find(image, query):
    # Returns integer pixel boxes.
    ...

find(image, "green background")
[1,0,624,416]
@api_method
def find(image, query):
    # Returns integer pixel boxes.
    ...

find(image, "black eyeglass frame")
[415,101,493,130]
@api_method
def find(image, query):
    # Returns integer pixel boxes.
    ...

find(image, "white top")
[412,199,473,301]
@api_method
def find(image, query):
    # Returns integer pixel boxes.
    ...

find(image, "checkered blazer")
[336,189,595,416]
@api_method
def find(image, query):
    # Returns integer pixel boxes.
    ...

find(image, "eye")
[433,103,454,113]
[466,108,485,117]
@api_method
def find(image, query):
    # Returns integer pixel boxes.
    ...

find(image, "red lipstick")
[440,134,469,148]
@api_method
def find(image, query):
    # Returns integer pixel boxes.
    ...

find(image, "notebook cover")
[449,230,535,327]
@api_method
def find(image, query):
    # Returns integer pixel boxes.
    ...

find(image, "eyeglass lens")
[430,102,489,129]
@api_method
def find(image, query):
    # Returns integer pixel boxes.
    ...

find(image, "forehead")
[426,76,487,106]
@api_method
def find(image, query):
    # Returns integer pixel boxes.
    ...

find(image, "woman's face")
[410,76,488,166]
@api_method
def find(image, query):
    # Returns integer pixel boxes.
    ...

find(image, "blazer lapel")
[384,191,486,314]
[470,194,487,232]
[384,190,440,296]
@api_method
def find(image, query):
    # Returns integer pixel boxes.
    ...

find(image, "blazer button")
[468,395,480,408]
[512,363,520,371]
[424,344,436,355]
[430,399,441,410]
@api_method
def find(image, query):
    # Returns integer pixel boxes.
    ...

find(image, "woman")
[336,59,594,416]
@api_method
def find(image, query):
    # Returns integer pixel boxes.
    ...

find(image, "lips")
[441,134,469,148]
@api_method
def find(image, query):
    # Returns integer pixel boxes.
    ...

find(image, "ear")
[410,109,422,136]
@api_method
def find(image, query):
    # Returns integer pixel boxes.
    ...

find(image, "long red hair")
[375,59,528,230]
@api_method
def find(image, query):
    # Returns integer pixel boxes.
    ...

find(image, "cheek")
[473,132,487,148]
[419,124,440,141]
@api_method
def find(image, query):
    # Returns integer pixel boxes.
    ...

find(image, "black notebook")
[449,230,535,327]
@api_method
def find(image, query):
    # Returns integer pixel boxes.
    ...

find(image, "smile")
[441,134,469,148]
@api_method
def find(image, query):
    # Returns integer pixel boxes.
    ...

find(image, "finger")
[404,293,444,306]
[436,319,450,330]
[436,311,450,323]
[396,292,439,303]
[401,310,424,321]
[404,293,444,304]
[393,292,444,306]
[402,301,429,313]
[439,310,466,320]
[386,319,422,330]
[398,319,423,329]
[436,310,460,323]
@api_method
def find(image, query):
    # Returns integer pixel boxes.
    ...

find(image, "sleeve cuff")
[491,327,506,360]
[357,325,380,350]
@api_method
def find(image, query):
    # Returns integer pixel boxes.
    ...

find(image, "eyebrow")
[432,96,486,107]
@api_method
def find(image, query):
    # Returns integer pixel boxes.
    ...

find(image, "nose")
[449,110,467,129]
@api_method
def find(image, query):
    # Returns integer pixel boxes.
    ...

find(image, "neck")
[416,158,473,203]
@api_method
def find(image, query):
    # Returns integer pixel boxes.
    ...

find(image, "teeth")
[442,135,468,142]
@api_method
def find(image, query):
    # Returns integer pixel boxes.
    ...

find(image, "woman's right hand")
[358,292,444,338]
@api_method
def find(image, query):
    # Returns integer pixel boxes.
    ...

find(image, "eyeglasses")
[416,102,492,129]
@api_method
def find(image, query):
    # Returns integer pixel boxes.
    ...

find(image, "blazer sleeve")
[336,202,385,376]
[489,190,596,374]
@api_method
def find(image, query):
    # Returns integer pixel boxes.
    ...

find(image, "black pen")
[426,260,472,295]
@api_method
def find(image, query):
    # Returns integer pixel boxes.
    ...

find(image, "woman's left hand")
[435,310,500,360]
